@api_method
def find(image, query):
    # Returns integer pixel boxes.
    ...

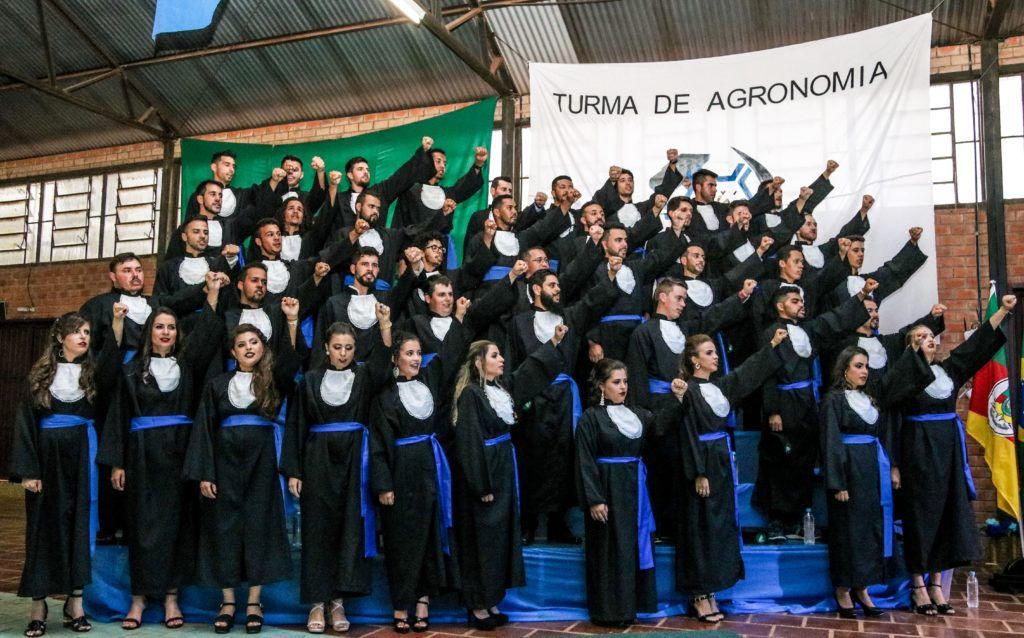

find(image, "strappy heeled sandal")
[689,594,720,623]
[62,593,91,633]
[245,603,264,634]
[214,602,236,634]
[164,591,184,629]
[412,598,430,633]
[392,615,411,634]
[330,599,350,632]
[306,603,325,634]
[909,585,937,616]
[24,598,47,637]
[927,583,956,615]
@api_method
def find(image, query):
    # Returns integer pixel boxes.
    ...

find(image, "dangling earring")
[695,362,701,371]
[393,365,400,378]
[599,391,606,407]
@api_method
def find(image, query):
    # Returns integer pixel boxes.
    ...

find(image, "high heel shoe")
[489,609,510,626]
[833,595,856,619]
[245,603,264,634]
[24,598,47,637]
[689,594,720,624]
[909,585,937,616]
[62,593,91,633]
[306,603,325,634]
[412,599,430,633]
[927,583,955,615]
[467,610,497,631]
[852,590,884,617]
[330,600,350,632]
[214,602,236,634]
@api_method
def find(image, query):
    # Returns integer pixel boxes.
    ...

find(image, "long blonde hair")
[452,340,499,425]
[28,312,97,409]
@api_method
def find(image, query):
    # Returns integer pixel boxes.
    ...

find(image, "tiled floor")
[1,480,1020,636]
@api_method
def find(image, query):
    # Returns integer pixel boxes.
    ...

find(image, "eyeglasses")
[425,244,446,252]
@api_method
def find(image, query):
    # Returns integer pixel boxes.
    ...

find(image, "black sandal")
[164,591,184,629]
[909,585,937,616]
[25,598,47,637]
[689,594,720,624]
[392,616,411,634]
[120,617,141,631]
[928,583,956,615]
[412,598,430,633]
[245,603,264,634]
[853,589,884,617]
[62,593,91,633]
[214,602,236,634]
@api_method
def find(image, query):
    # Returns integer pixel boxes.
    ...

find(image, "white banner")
[529,14,935,331]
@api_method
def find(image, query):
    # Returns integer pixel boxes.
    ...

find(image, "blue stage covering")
[84,543,911,624]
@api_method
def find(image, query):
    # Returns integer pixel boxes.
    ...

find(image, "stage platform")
[84,542,912,625]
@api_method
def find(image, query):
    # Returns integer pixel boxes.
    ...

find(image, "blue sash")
[841,434,894,557]
[553,373,583,432]
[123,349,137,364]
[595,456,656,570]
[647,377,672,395]
[40,414,98,555]
[342,275,392,291]
[130,414,192,432]
[309,422,377,557]
[446,234,458,271]
[714,333,737,427]
[548,259,559,273]
[300,316,314,348]
[698,431,743,548]
[904,413,976,500]
[421,352,437,368]
[484,432,519,509]
[483,266,512,281]
[600,314,644,324]
[631,247,647,257]
[778,378,819,402]
[394,433,453,555]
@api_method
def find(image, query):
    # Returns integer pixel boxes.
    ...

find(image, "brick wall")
[2,41,1024,523]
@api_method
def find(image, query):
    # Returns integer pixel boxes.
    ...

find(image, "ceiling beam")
[36,0,56,86]
[984,0,1011,39]
[0,65,165,137]
[0,0,538,94]
[43,0,181,134]
[419,8,515,96]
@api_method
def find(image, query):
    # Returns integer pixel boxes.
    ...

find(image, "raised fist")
[271,167,287,182]
[671,378,687,400]
[653,193,668,213]
[666,148,679,163]
[837,237,852,257]
[221,244,240,257]
[314,262,331,279]
[511,259,528,278]
[310,156,325,172]
[442,198,457,215]
[770,328,789,347]
[607,256,623,276]
[799,186,813,201]
[112,302,129,319]
[758,235,774,255]
[931,303,947,318]
[609,165,622,180]
[354,219,370,236]
[588,223,604,244]
[909,226,923,244]
[403,246,424,265]
[375,302,392,325]
[861,278,880,297]
[861,194,875,211]
[329,171,343,186]
[742,279,757,297]
[1002,295,1017,312]
[474,147,488,166]
[552,324,569,346]
[571,188,581,203]
[281,297,300,321]
[422,136,433,151]
[825,159,839,177]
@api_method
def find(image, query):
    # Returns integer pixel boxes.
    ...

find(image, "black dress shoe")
[467,611,496,631]
[489,611,510,626]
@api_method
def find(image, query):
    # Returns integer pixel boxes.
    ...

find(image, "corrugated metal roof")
[0,0,1021,162]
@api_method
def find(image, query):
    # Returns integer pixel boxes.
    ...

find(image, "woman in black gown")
[893,294,1015,615]
[452,330,567,629]
[819,343,929,617]
[98,274,225,629]
[281,309,393,634]
[370,331,465,633]
[575,358,686,627]
[11,305,124,636]
[675,330,788,623]
[183,297,302,634]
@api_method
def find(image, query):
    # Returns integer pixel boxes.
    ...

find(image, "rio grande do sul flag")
[966,283,1020,520]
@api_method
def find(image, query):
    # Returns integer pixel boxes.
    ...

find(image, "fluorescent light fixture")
[389,0,426,24]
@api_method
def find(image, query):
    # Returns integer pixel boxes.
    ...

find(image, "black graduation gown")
[748,173,833,235]
[584,236,685,362]
[370,333,465,609]
[575,404,673,622]
[328,146,434,235]
[280,335,391,603]
[173,180,282,258]
[794,210,871,278]
[675,345,782,594]
[10,339,122,598]
[393,165,484,230]
[893,321,1006,574]
[821,241,928,313]
[153,255,235,334]
[96,306,223,596]
[464,207,572,293]
[752,295,869,520]
[182,341,301,587]
[819,347,928,589]
[507,280,623,517]
[332,209,450,289]
[454,343,564,608]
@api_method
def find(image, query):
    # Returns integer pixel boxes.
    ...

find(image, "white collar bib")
[606,404,642,439]
[696,203,719,231]
[239,308,273,340]
[802,244,824,268]
[845,390,879,424]
[617,203,641,228]
[398,380,434,419]
[358,228,385,254]
[787,324,812,358]
[485,385,515,425]
[659,319,685,354]
[228,371,256,409]
[858,336,888,369]
[220,188,237,217]
[264,260,290,294]
[207,218,224,247]
[686,278,713,307]
[494,230,520,257]
[699,382,731,417]
[149,356,181,392]
[732,240,756,262]
[925,364,954,399]
[347,293,378,330]
[846,275,866,297]
[420,184,446,210]
[430,316,453,342]
[281,234,302,261]
[533,310,563,344]
[614,263,636,295]
[120,294,152,325]
[51,363,85,403]
[320,368,355,407]
[178,256,210,285]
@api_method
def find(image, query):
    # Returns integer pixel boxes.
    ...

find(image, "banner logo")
[988,378,1015,438]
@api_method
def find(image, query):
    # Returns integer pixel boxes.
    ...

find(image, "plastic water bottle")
[966,571,979,609]
[803,508,815,545]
